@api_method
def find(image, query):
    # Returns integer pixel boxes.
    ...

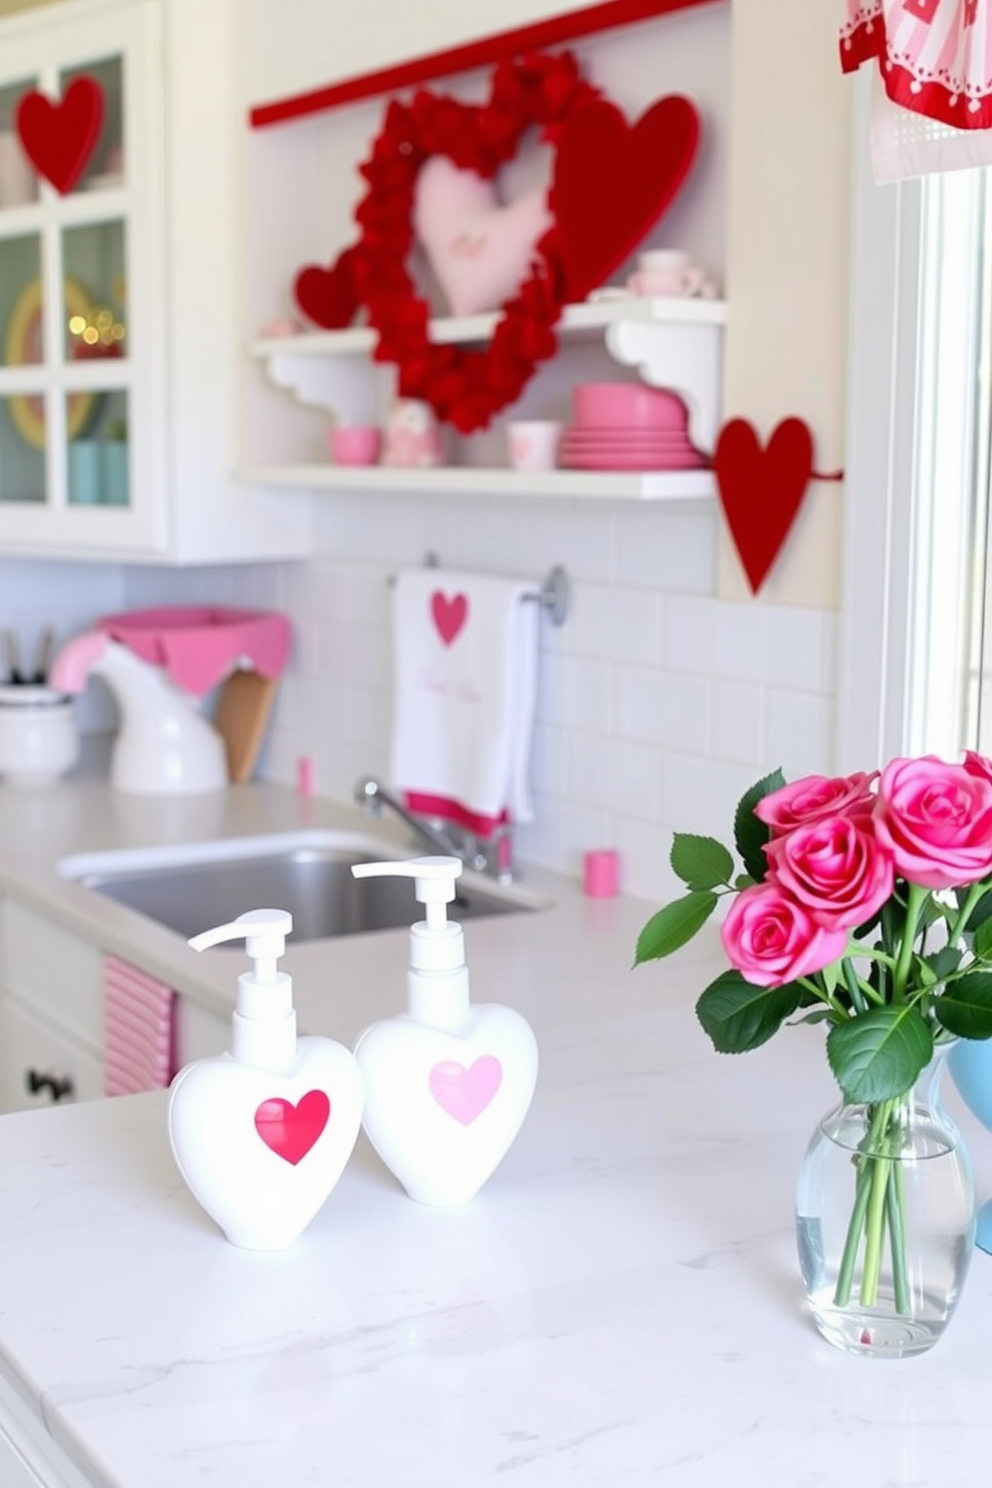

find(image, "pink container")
[329,426,381,466]
[572,382,687,432]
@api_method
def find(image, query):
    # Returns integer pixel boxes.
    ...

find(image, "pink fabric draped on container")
[840,0,992,130]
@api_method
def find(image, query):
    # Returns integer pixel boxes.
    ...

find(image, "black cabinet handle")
[25,1069,74,1102]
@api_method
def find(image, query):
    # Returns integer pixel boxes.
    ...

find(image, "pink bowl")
[329,426,382,466]
[572,383,687,432]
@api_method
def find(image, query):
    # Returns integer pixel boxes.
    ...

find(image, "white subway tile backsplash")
[710,680,764,765]
[615,666,709,753]
[764,689,834,777]
[529,507,615,584]
[568,732,659,818]
[31,491,838,894]
[570,582,662,666]
[712,600,771,683]
[616,509,718,593]
[662,593,715,675]
[661,753,761,840]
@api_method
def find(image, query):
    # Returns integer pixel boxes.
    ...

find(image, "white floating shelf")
[239,463,716,503]
[249,294,726,360]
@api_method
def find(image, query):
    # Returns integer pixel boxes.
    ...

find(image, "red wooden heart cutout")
[293,246,361,330]
[254,1090,330,1165]
[552,95,700,303]
[431,591,469,646]
[713,418,815,594]
[15,76,104,195]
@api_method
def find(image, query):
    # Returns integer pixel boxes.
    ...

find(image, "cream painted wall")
[720,0,851,608]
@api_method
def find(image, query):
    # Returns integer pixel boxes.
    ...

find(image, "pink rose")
[874,755,992,889]
[963,750,992,789]
[764,815,894,932]
[720,881,848,988]
[754,772,878,836]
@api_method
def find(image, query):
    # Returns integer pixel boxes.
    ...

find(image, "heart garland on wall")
[713,417,843,594]
[15,75,105,194]
[292,51,701,431]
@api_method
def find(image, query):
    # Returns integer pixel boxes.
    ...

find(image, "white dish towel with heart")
[389,568,540,826]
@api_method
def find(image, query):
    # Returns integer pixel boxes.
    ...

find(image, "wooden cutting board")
[212,670,279,784]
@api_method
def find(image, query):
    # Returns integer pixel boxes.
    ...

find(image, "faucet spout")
[353,777,515,883]
[354,777,463,857]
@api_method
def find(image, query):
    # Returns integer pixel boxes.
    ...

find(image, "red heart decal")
[713,418,815,594]
[431,591,468,646]
[293,246,360,330]
[15,76,104,195]
[254,1090,330,1165]
[552,95,700,302]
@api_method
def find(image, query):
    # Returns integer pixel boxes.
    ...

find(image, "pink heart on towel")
[429,1056,503,1125]
[431,591,468,646]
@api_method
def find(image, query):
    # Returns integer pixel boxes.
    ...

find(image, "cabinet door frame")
[0,0,167,554]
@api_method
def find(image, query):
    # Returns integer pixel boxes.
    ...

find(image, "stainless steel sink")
[58,830,546,944]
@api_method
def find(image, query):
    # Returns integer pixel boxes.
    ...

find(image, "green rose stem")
[893,882,927,1002]
[887,1159,910,1314]
[833,1098,911,1312]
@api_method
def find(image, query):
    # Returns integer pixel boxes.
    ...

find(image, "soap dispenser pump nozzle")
[351,855,469,1027]
[187,908,296,1072]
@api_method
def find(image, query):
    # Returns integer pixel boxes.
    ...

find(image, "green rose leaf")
[973,914,992,962]
[924,945,962,983]
[634,891,718,965]
[733,769,785,883]
[826,1005,933,1103]
[696,970,803,1053]
[670,834,734,891]
[935,971,992,1040]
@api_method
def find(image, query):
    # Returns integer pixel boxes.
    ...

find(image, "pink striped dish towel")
[103,954,176,1097]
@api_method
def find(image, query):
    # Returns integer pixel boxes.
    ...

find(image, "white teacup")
[627,249,706,299]
[506,419,562,472]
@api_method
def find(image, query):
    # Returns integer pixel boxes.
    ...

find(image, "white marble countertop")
[1,757,992,1484]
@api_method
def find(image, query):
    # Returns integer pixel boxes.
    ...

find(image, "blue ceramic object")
[948,1039,992,1254]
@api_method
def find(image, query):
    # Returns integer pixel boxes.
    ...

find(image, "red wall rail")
[249,0,721,128]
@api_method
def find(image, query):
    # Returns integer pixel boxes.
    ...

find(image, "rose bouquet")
[635,754,992,1327]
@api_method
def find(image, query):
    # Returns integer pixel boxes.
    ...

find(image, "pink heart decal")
[431,590,468,646]
[15,76,104,195]
[413,156,553,318]
[429,1056,502,1125]
[254,1090,330,1165]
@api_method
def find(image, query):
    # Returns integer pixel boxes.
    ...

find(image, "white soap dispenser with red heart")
[350,856,538,1206]
[167,908,364,1250]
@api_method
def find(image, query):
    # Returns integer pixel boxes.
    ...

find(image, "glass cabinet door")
[0,46,133,512]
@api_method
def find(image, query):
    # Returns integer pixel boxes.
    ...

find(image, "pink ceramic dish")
[561,447,706,471]
[572,382,687,431]
[329,426,382,466]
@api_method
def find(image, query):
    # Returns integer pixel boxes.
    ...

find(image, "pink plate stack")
[560,383,706,471]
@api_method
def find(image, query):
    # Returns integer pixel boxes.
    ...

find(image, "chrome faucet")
[353,776,515,883]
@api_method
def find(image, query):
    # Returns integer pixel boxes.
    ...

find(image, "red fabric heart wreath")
[350,52,600,433]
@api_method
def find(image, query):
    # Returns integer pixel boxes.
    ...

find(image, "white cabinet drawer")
[1,902,103,1050]
[174,996,229,1066]
[1,999,103,1113]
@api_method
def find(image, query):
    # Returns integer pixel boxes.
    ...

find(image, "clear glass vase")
[795,1046,976,1358]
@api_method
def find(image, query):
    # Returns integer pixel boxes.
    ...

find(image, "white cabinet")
[0,0,310,563]
[0,899,103,1113]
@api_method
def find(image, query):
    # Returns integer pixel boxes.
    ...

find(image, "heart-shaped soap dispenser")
[167,908,363,1250]
[350,856,538,1206]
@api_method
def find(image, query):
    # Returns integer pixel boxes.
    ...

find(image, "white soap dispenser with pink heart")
[350,855,538,1206]
[167,908,364,1250]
